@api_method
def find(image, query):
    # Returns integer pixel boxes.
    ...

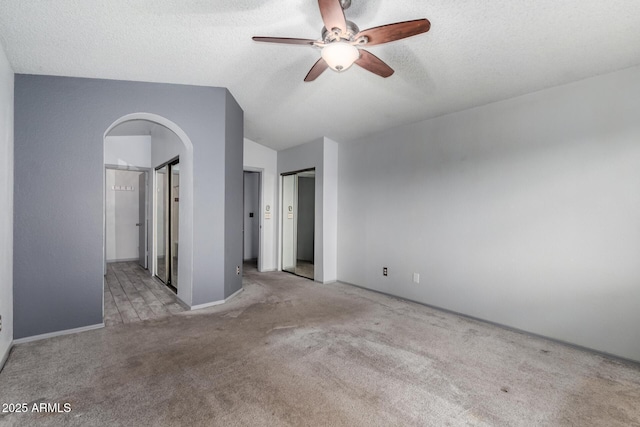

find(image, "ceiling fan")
[252,0,431,81]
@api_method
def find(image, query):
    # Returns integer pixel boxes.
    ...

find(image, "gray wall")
[0,40,14,365]
[338,65,640,362]
[223,91,244,300]
[14,75,243,338]
[297,176,315,262]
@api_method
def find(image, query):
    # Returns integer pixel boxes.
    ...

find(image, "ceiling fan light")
[321,42,360,72]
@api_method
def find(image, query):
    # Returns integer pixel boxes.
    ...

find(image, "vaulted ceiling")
[1,0,639,150]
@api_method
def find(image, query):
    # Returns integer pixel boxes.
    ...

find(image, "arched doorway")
[103,113,194,309]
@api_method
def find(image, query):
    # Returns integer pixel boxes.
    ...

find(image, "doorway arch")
[104,113,194,306]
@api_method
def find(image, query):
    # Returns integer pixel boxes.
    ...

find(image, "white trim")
[190,287,244,311]
[13,323,104,344]
[224,287,244,302]
[107,257,140,263]
[190,300,225,311]
[0,341,12,372]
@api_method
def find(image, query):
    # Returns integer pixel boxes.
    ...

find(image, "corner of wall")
[334,66,640,362]
[224,88,243,113]
[0,39,15,369]
[223,88,244,299]
[322,138,338,283]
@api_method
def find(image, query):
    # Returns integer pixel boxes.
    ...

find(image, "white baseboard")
[107,258,139,263]
[13,323,105,344]
[190,287,244,311]
[0,341,12,372]
[190,300,225,310]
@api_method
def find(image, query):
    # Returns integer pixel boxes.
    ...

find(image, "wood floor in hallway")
[104,261,186,326]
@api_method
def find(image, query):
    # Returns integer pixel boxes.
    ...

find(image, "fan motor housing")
[322,20,360,42]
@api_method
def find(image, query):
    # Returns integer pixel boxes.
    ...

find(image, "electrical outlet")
[236,265,240,275]
[383,267,388,276]
[413,273,420,284]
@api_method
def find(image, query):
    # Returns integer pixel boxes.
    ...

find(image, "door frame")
[138,171,149,269]
[103,165,150,275]
[154,156,180,292]
[243,169,263,270]
[280,168,316,279]
[244,167,266,272]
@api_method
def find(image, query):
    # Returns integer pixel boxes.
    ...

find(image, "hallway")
[104,262,185,326]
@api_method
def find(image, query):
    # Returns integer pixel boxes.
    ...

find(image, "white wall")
[338,65,640,362]
[278,137,338,283]
[243,171,259,260]
[323,139,338,282]
[244,138,278,271]
[0,40,13,368]
[106,169,142,262]
[104,135,151,168]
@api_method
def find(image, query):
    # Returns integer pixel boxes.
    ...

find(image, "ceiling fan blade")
[304,58,329,82]
[318,0,347,34]
[355,49,394,78]
[357,19,431,46]
[252,36,317,46]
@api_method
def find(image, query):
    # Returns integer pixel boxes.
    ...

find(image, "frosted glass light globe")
[321,42,360,72]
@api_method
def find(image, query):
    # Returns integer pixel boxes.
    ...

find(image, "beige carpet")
[1,265,639,426]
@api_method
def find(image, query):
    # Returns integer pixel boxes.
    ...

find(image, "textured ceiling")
[1,0,640,150]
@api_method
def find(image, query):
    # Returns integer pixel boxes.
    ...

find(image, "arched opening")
[103,113,194,318]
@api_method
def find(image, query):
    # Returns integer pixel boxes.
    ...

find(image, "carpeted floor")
[1,265,639,426]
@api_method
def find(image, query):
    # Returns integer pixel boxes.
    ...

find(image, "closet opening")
[281,168,315,280]
[155,157,180,292]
